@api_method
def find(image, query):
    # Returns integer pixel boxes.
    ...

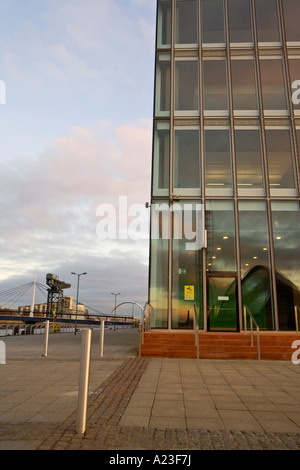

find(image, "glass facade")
[149,0,300,331]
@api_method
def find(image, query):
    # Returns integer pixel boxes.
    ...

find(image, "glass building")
[149,0,300,332]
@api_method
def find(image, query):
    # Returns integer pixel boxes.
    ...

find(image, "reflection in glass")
[207,276,237,331]
[157,0,172,48]
[238,201,274,329]
[155,53,171,117]
[265,129,296,193]
[152,121,170,196]
[201,0,225,44]
[260,59,287,112]
[228,0,253,43]
[203,60,228,113]
[205,129,232,194]
[205,200,236,273]
[231,60,258,113]
[175,60,199,113]
[149,202,170,328]
[271,201,300,330]
[255,0,280,43]
[174,129,200,191]
[172,201,203,329]
[235,129,264,194]
[283,0,300,42]
[175,0,198,45]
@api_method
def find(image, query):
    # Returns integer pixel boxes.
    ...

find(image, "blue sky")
[0,0,156,315]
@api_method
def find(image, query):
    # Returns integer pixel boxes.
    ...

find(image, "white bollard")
[77,329,92,435]
[100,319,105,357]
[43,321,50,357]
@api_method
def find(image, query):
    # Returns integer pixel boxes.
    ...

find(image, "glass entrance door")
[207,274,238,331]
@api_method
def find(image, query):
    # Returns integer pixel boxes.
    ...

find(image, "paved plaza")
[0,327,300,450]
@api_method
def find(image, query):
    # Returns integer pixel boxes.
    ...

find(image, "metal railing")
[295,306,300,335]
[193,304,199,359]
[243,305,261,360]
[138,303,151,358]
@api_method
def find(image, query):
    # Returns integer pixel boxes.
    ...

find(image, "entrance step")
[140,331,299,360]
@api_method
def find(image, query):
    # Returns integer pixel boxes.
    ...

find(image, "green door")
[207,274,238,331]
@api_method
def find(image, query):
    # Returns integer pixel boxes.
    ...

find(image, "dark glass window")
[235,129,265,194]
[203,60,228,113]
[204,128,232,195]
[175,60,199,113]
[265,128,296,193]
[260,59,288,112]
[157,0,172,48]
[174,128,200,191]
[175,0,198,45]
[155,53,171,116]
[152,121,170,196]
[201,0,225,44]
[255,0,281,43]
[231,59,258,113]
[283,0,300,42]
[228,0,253,43]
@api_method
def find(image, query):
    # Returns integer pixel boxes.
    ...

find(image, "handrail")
[138,303,151,358]
[295,306,300,335]
[193,305,199,359]
[243,305,261,360]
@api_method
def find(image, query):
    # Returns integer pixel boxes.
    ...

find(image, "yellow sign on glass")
[184,285,194,301]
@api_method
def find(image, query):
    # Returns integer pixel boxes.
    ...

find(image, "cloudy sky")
[0,0,156,315]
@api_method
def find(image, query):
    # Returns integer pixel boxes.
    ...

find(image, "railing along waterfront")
[243,305,261,360]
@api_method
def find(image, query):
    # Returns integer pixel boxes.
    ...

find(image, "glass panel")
[208,277,237,331]
[255,0,281,43]
[235,128,265,194]
[228,0,253,43]
[231,59,258,113]
[297,129,300,166]
[238,201,275,329]
[175,0,198,45]
[155,53,171,117]
[289,59,300,113]
[260,59,288,112]
[265,128,296,193]
[201,0,225,44]
[172,201,203,329]
[204,128,232,195]
[152,121,170,196]
[271,201,300,330]
[149,202,170,328]
[174,128,200,191]
[283,0,300,43]
[175,60,199,113]
[157,0,172,48]
[205,200,237,273]
[203,60,228,113]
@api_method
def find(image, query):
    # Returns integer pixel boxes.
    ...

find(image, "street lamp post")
[111,292,120,316]
[71,272,87,335]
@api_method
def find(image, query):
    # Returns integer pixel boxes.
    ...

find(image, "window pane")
[265,129,296,192]
[155,53,171,116]
[175,60,199,112]
[172,201,203,329]
[152,121,170,196]
[157,0,172,48]
[203,60,228,113]
[289,59,300,113]
[271,201,300,330]
[260,59,287,111]
[235,129,265,194]
[238,201,275,329]
[149,202,170,328]
[255,0,280,43]
[174,129,200,190]
[201,0,225,44]
[231,60,258,112]
[175,0,198,45]
[205,129,232,195]
[283,0,300,42]
[228,0,253,43]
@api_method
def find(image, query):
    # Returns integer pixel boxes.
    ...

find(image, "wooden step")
[140,331,299,360]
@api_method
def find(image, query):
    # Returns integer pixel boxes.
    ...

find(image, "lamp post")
[71,272,87,335]
[111,292,120,316]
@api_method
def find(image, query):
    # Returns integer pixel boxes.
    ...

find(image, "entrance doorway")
[207,273,238,331]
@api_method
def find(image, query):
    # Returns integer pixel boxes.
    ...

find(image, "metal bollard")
[77,329,92,435]
[100,319,105,357]
[43,321,50,357]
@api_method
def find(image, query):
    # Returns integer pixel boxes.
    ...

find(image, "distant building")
[18,296,88,318]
